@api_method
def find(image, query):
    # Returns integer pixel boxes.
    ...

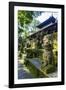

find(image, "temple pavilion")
[25,16,58,78]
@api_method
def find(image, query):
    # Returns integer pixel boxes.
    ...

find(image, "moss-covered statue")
[42,34,53,66]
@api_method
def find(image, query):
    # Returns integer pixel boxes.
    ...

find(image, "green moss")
[24,58,47,78]
[25,59,39,77]
[45,64,56,74]
[26,48,44,59]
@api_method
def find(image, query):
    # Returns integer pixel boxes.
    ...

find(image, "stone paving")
[18,61,34,79]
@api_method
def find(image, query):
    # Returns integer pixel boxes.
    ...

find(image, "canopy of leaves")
[18,11,33,27]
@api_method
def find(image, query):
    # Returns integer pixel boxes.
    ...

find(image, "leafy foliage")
[18,11,33,26]
[18,10,42,57]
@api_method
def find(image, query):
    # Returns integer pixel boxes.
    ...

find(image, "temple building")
[25,16,58,77]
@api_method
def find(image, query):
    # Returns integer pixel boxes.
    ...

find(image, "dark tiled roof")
[36,16,56,29]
